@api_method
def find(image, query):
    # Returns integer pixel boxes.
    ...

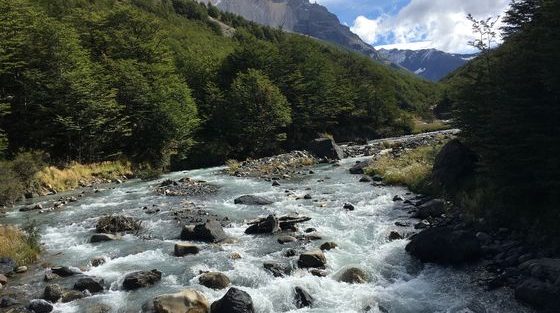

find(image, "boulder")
[19,204,43,212]
[307,138,343,160]
[122,269,162,290]
[337,267,368,284]
[43,284,64,303]
[174,243,200,256]
[199,272,230,290]
[74,277,104,293]
[90,233,120,243]
[234,195,273,205]
[60,290,85,303]
[294,287,313,308]
[432,139,477,192]
[28,299,53,313]
[277,235,297,244]
[245,215,280,234]
[413,199,445,219]
[210,287,255,313]
[349,161,370,175]
[44,273,60,281]
[15,266,27,273]
[153,289,209,313]
[359,176,372,183]
[51,266,81,277]
[181,220,227,243]
[95,215,140,234]
[515,278,560,311]
[320,242,337,251]
[0,257,16,275]
[298,250,326,268]
[405,226,481,265]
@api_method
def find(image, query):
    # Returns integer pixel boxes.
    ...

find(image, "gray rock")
[174,243,200,256]
[263,262,291,277]
[90,233,120,243]
[91,257,106,267]
[234,195,274,205]
[294,287,313,308]
[245,215,280,234]
[0,257,16,275]
[95,215,140,233]
[349,161,370,175]
[413,199,445,219]
[320,242,337,251]
[308,137,343,161]
[406,226,481,265]
[388,231,403,241]
[153,289,209,313]
[51,266,81,277]
[343,203,355,211]
[432,139,477,192]
[122,270,162,290]
[298,250,326,268]
[277,235,297,244]
[199,272,230,290]
[210,287,255,313]
[28,299,53,313]
[337,267,368,284]
[43,284,63,303]
[74,277,104,293]
[181,220,227,243]
[60,290,85,303]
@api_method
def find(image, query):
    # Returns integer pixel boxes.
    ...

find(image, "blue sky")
[313,0,511,53]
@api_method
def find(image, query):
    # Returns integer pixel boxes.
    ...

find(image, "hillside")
[0,0,437,172]
[199,0,381,60]
[379,48,477,81]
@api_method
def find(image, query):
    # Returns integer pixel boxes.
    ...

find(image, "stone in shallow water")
[74,277,104,293]
[43,284,63,303]
[294,287,313,308]
[298,250,326,268]
[210,287,255,313]
[320,242,337,251]
[181,220,227,243]
[122,269,162,290]
[337,267,368,284]
[153,289,209,313]
[174,243,200,256]
[199,272,230,290]
[234,195,274,205]
[28,299,53,313]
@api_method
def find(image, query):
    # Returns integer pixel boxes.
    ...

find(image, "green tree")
[225,69,291,157]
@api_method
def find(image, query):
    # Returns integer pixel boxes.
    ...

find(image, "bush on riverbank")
[0,223,40,266]
[0,152,44,206]
[365,145,443,194]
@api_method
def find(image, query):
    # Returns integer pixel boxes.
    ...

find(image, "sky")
[312,0,511,53]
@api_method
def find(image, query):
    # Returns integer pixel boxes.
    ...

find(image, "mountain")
[378,48,477,81]
[199,0,380,60]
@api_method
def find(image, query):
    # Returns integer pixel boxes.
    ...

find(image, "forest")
[0,0,437,175]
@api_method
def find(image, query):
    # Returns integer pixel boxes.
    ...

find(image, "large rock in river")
[153,289,209,313]
[28,299,53,313]
[234,195,273,205]
[199,272,230,290]
[122,270,162,290]
[95,215,140,233]
[337,267,368,284]
[405,226,481,265]
[245,215,280,234]
[413,199,445,219]
[74,277,104,293]
[211,287,255,313]
[432,139,477,192]
[180,220,227,243]
[298,249,326,268]
[307,138,343,160]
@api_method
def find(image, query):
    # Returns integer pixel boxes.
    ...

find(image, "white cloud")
[375,41,433,51]
[350,0,511,53]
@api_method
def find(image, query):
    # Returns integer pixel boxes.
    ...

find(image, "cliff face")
[200,0,380,60]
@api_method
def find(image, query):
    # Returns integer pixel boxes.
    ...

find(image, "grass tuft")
[365,145,443,193]
[0,224,40,266]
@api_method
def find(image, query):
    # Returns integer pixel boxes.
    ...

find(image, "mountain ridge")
[199,0,381,60]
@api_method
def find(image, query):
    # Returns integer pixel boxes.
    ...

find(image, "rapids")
[1,156,532,313]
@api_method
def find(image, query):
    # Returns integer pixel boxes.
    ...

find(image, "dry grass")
[365,145,442,193]
[36,160,132,192]
[0,225,40,266]
[412,118,451,134]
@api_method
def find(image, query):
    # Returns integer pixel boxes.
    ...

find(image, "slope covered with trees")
[0,0,437,177]
[444,0,560,232]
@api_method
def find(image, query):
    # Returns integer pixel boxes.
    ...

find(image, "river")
[1,155,532,313]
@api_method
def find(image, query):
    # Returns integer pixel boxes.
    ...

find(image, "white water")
[3,157,532,313]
